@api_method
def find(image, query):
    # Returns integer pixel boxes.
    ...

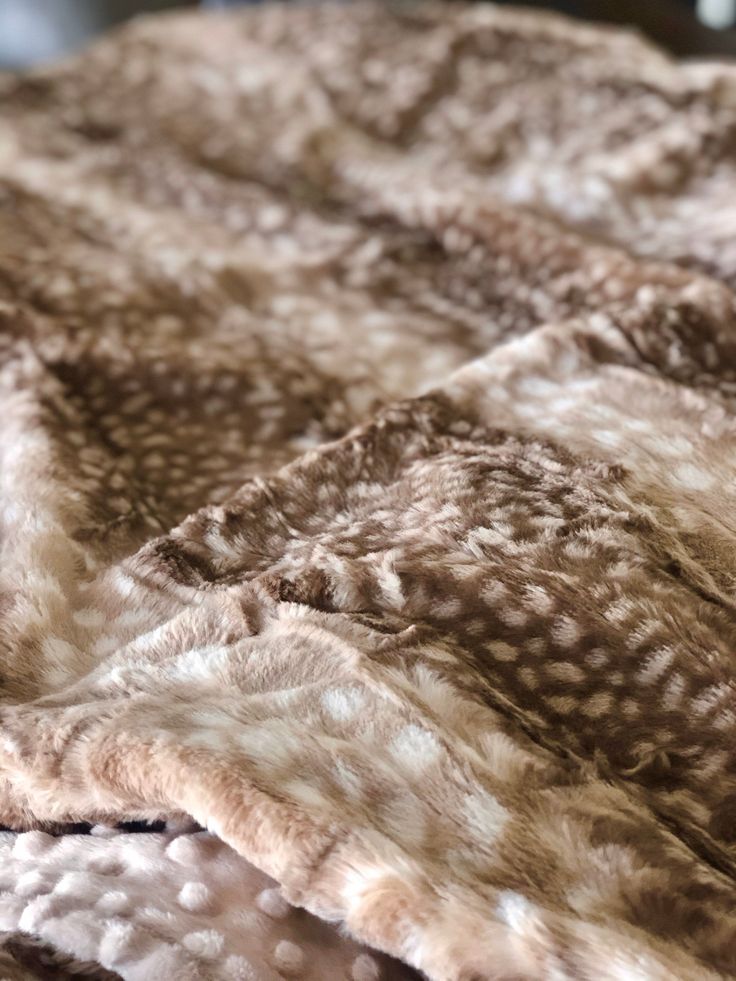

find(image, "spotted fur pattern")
[2,3,736,978]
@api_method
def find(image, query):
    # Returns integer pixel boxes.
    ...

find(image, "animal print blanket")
[2,3,736,978]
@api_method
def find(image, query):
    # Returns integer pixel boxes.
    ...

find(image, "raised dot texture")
[178,881,215,914]
[13,831,54,859]
[18,894,58,933]
[183,929,225,959]
[99,920,141,963]
[90,825,119,839]
[273,940,304,975]
[256,887,291,919]
[166,835,206,866]
[352,953,381,981]
[223,954,258,980]
[55,871,95,897]
[96,890,132,917]
[87,854,124,876]
[15,870,52,898]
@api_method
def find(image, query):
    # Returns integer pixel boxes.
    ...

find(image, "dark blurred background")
[1,0,736,68]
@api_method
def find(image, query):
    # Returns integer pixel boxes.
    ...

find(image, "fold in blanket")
[2,3,736,978]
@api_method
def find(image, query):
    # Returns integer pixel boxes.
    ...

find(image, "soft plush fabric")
[0,824,407,980]
[2,3,736,978]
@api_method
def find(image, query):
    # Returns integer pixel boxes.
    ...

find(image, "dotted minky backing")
[0,828,417,980]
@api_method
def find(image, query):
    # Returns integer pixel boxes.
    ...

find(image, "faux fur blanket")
[3,3,736,978]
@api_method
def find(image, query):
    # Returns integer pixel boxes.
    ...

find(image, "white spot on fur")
[463,787,509,844]
[592,429,621,448]
[41,635,78,668]
[637,647,675,684]
[662,673,685,710]
[376,557,405,610]
[482,580,508,604]
[239,725,300,768]
[547,695,578,714]
[498,607,528,628]
[692,683,730,715]
[496,890,535,933]
[487,640,518,662]
[111,569,137,599]
[582,693,613,718]
[333,759,364,799]
[381,792,428,847]
[551,616,580,646]
[390,724,441,770]
[523,584,554,613]
[545,662,585,683]
[673,463,714,492]
[72,607,107,629]
[321,687,366,723]
[519,667,539,689]
[283,779,328,810]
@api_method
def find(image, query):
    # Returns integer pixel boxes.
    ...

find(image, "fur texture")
[2,3,736,978]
